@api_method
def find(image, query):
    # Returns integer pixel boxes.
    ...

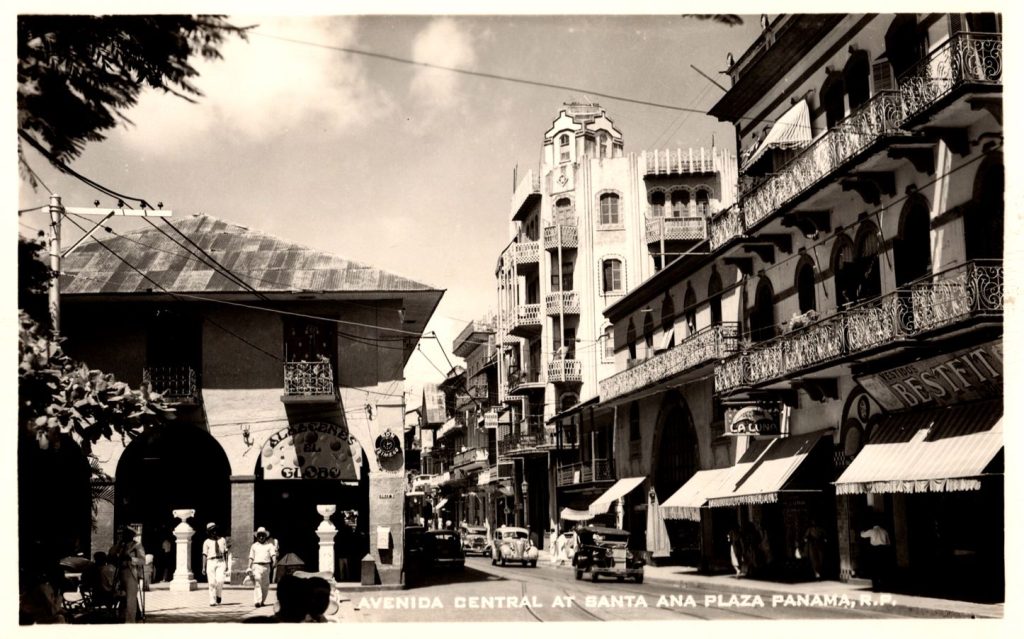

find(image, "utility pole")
[44,195,171,335]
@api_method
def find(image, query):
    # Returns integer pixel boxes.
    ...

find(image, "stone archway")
[115,424,231,581]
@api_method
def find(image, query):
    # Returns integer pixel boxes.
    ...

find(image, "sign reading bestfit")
[724,402,789,437]
[261,421,363,481]
[856,340,1002,411]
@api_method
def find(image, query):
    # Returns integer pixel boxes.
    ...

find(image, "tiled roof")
[60,214,438,295]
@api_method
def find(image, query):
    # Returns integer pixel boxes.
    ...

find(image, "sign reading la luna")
[261,421,363,481]
[724,402,789,437]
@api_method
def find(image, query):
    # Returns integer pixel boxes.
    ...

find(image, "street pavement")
[117,552,1001,623]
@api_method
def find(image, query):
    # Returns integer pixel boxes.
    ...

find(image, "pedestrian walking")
[803,520,828,580]
[859,520,892,591]
[727,528,745,578]
[159,536,174,582]
[202,522,228,606]
[108,525,145,623]
[248,527,277,608]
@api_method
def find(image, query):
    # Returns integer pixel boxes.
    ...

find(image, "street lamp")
[521,480,529,529]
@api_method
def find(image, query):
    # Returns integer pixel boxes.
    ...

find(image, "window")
[550,256,574,291]
[854,223,883,303]
[844,50,870,110]
[965,154,1003,261]
[642,314,654,358]
[660,294,675,342]
[884,15,928,79]
[554,197,573,225]
[560,393,579,413]
[553,326,576,360]
[894,195,932,286]
[649,191,666,217]
[603,326,615,360]
[872,57,894,92]
[599,193,621,225]
[683,285,697,336]
[749,277,776,343]
[708,270,723,325]
[821,71,846,129]
[626,319,637,360]
[695,190,710,217]
[796,259,817,313]
[629,402,641,441]
[598,132,609,158]
[670,191,690,218]
[832,235,857,307]
[559,134,571,163]
[602,258,623,294]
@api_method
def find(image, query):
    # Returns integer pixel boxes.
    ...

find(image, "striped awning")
[741,99,812,171]
[835,401,1002,495]
[589,477,646,515]
[660,467,738,521]
[706,433,826,508]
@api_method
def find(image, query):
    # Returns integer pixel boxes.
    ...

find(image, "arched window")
[626,319,637,361]
[670,191,690,218]
[600,193,621,225]
[629,402,641,441]
[560,393,579,412]
[832,234,857,307]
[854,223,883,303]
[749,277,776,343]
[695,190,710,217]
[554,197,573,225]
[844,50,871,111]
[965,154,1003,261]
[894,195,933,286]
[603,325,615,360]
[602,258,623,294]
[707,270,723,325]
[683,285,697,336]
[796,257,817,313]
[597,132,609,158]
[642,313,654,358]
[649,191,666,217]
[559,133,571,163]
[660,293,675,337]
[821,71,846,129]
[885,15,928,79]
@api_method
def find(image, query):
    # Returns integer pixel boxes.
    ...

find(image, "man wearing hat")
[108,525,146,622]
[201,523,228,606]
[247,527,277,607]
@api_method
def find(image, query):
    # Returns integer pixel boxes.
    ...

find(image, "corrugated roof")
[835,401,1003,495]
[60,214,438,295]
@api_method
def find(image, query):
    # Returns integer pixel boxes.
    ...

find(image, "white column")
[169,509,197,592]
[316,505,338,575]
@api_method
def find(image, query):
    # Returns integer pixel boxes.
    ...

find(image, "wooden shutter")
[872,59,894,91]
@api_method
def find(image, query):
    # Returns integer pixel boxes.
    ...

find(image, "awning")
[741,99,812,171]
[438,417,458,438]
[660,467,739,521]
[560,507,593,522]
[589,477,646,516]
[434,497,449,510]
[835,401,1002,495]
[706,434,825,508]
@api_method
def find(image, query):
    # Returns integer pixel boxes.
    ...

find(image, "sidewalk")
[536,550,1003,619]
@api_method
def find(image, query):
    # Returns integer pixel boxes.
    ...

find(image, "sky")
[13,7,778,399]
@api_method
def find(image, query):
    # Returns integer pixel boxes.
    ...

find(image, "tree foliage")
[681,15,744,26]
[18,14,247,166]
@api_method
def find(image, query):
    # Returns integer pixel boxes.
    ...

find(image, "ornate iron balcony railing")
[911,260,1003,333]
[844,291,916,352]
[556,459,614,487]
[709,207,746,250]
[283,360,336,397]
[899,32,1002,124]
[143,365,199,402]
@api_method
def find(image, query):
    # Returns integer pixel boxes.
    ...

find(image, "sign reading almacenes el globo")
[855,340,1002,411]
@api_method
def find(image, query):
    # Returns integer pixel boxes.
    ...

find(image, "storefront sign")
[375,430,402,459]
[261,421,363,481]
[424,385,446,425]
[724,402,788,437]
[856,340,1002,411]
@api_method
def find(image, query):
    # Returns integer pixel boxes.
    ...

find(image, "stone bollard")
[316,505,338,576]
[169,509,198,592]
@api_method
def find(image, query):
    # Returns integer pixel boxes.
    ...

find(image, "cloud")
[408,18,477,111]
[116,17,394,148]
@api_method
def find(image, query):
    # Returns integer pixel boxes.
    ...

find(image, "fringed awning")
[559,507,593,522]
[834,401,1002,495]
[741,99,812,171]
[660,467,738,520]
[706,433,828,508]
[589,477,646,516]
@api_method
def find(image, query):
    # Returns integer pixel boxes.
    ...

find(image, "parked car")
[461,525,489,556]
[491,526,538,567]
[573,525,644,583]
[423,529,465,569]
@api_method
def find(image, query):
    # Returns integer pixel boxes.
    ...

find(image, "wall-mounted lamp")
[241,425,253,448]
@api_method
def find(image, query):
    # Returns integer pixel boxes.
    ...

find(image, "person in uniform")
[247,527,277,608]
[201,523,228,606]
[108,526,145,622]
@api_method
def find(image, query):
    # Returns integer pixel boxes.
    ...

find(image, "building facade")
[59,214,443,586]
[593,13,1002,602]
[494,102,737,544]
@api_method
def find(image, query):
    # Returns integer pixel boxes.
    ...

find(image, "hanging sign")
[375,429,402,459]
[261,422,362,481]
[724,402,788,436]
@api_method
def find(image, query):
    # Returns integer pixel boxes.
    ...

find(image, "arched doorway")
[895,195,932,286]
[253,422,370,580]
[965,153,1003,261]
[115,424,230,581]
[749,277,776,342]
[652,394,700,562]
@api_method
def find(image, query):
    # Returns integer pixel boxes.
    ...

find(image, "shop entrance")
[653,395,700,563]
[115,424,231,581]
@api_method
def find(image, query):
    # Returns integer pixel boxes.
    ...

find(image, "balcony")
[556,459,614,488]
[545,291,580,315]
[508,369,544,395]
[713,260,1003,394]
[601,323,739,402]
[644,148,716,175]
[910,260,1003,334]
[282,360,336,402]
[143,365,199,403]
[453,447,489,472]
[645,217,707,244]
[511,240,540,268]
[898,32,1002,127]
[498,419,554,456]
[512,169,542,222]
[547,358,583,384]
[508,303,542,337]
[543,224,578,250]
[709,207,746,251]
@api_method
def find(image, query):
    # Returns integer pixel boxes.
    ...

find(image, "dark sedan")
[424,529,465,569]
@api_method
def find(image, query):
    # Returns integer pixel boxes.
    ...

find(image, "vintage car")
[573,525,644,583]
[491,526,538,567]
[423,529,465,570]
[461,525,489,556]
